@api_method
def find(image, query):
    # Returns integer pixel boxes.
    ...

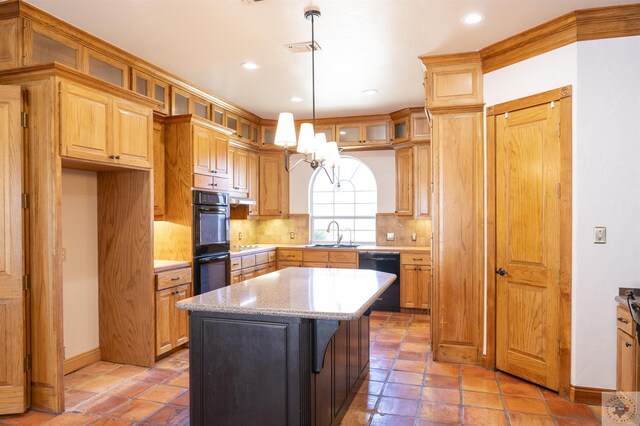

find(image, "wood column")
[421,52,484,365]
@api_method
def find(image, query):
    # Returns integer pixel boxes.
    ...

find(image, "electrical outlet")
[290,231,295,240]
[386,233,395,241]
[411,233,417,242]
[238,232,243,241]
[594,226,606,244]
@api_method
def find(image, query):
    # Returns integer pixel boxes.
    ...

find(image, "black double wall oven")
[193,190,230,295]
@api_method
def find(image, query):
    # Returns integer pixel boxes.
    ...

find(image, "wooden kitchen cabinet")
[390,108,430,144]
[229,145,249,195]
[617,303,639,392]
[400,253,430,309]
[247,151,259,216]
[153,120,165,217]
[193,123,229,178]
[336,121,389,147]
[229,250,277,283]
[131,68,169,114]
[392,116,409,144]
[414,143,432,218]
[395,147,413,215]
[259,153,289,217]
[155,267,192,357]
[59,81,153,169]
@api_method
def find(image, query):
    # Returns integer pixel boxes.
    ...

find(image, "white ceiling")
[26,0,637,119]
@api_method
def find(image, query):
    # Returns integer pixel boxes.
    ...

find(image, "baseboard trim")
[63,347,101,375]
[570,385,614,405]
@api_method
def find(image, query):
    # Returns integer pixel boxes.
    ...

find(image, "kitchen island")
[177,267,396,426]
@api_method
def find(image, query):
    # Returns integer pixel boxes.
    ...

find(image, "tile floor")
[0,311,602,425]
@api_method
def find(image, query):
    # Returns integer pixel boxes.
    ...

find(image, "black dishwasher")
[359,252,400,312]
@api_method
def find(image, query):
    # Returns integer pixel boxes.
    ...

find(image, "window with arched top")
[309,156,377,244]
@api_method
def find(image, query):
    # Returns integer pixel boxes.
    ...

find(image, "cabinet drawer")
[278,260,302,269]
[618,304,634,336]
[304,261,328,268]
[329,262,357,269]
[241,255,256,269]
[230,257,242,271]
[268,251,276,263]
[400,253,430,266]
[193,174,229,191]
[156,267,191,290]
[255,252,269,265]
[303,250,329,262]
[256,265,269,276]
[230,270,242,284]
[213,176,230,191]
[242,267,257,280]
[278,250,302,261]
[329,251,357,264]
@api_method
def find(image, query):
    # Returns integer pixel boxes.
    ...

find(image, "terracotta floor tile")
[554,419,600,426]
[462,391,503,410]
[369,368,389,382]
[503,395,549,415]
[370,348,398,359]
[509,411,555,426]
[421,387,461,405]
[426,362,460,377]
[414,419,456,426]
[88,418,134,426]
[75,393,129,414]
[463,406,508,426]
[546,399,596,420]
[349,393,379,411]
[74,375,124,393]
[382,383,422,400]
[164,371,189,388]
[370,357,394,369]
[540,388,565,401]
[461,377,500,394]
[589,404,602,421]
[41,412,100,425]
[140,404,188,425]
[424,374,460,389]
[64,389,98,409]
[417,401,461,422]
[373,341,402,351]
[387,370,424,386]
[134,369,176,383]
[154,357,189,372]
[64,372,95,389]
[392,359,426,374]
[108,365,149,379]
[403,335,429,344]
[377,397,419,417]
[461,366,497,380]
[397,351,428,362]
[496,371,527,384]
[138,384,185,403]
[499,381,541,398]
[340,410,372,425]
[107,400,163,422]
[376,331,405,342]
[0,410,57,425]
[400,342,428,353]
[369,413,415,425]
[169,390,190,407]
[108,380,154,398]
[358,379,385,396]
[78,361,121,376]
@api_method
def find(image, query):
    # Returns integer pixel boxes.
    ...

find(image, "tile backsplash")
[231,213,430,247]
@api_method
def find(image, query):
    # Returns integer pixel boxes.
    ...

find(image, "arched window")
[310,156,377,244]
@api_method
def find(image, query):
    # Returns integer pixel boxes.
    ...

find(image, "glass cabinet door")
[213,107,225,126]
[193,97,209,119]
[336,124,360,145]
[226,113,238,133]
[31,29,78,68]
[262,127,276,148]
[364,122,388,144]
[315,125,334,142]
[154,81,169,113]
[392,117,409,143]
[87,51,128,87]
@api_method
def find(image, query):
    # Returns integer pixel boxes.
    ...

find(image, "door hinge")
[557,339,561,355]
[23,274,30,292]
[21,111,27,128]
[557,123,561,137]
[557,270,561,285]
[430,182,434,193]
[21,193,29,209]
[24,354,31,372]
[557,183,561,198]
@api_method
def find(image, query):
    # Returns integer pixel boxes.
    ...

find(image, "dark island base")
[189,311,370,426]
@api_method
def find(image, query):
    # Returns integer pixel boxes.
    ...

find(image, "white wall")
[288,150,396,214]
[62,169,100,359]
[484,36,640,389]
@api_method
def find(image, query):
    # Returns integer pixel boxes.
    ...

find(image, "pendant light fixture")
[274,6,340,182]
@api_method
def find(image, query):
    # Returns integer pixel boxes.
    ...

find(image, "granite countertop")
[230,244,431,257]
[616,287,640,304]
[154,260,191,273]
[177,267,396,320]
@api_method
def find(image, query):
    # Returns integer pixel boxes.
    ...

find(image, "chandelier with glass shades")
[274,6,340,183]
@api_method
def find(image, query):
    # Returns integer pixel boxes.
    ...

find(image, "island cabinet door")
[349,320,360,388]
[314,339,333,426]
[360,315,370,374]
[156,289,173,355]
[333,321,350,417]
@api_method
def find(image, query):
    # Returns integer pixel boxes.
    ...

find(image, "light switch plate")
[411,233,417,241]
[386,233,395,241]
[594,226,606,244]
[290,231,295,239]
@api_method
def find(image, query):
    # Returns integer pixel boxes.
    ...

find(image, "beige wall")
[62,169,100,359]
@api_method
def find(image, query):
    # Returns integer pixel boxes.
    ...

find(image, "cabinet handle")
[115,155,120,160]
[413,258,423,261]
[618,317,630,324]
[214,184,218,187]
[109,154,115,159]
[171,277,180,281]
[208,183,214,186]
[626,342,633,348]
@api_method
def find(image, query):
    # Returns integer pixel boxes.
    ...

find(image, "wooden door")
[395,147,413,215]
[112,99,152,168]
[400,264,417,308]
[59,81,111,163]
[155,288,173,356]
[496,102,561,390]
[617,328,636,392]
[172,284,190,347]
[417,266,431,309]
[259,155,284,216]
[0,85,26,415]
[212,132,229,178]
[192,125,212,176]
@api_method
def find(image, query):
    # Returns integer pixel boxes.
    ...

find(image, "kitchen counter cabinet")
[155,266,192,357]
[230,249,276,283]
[616,301,640,393]
[400,253,431,309]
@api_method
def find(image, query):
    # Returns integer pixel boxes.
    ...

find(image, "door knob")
[496,267,507,276]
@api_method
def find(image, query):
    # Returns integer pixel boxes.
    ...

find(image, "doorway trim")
[485,86,572,397]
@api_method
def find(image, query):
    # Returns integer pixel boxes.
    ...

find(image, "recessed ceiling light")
[363,89,378,95]
[241,61,260,70]
[462,12,484,25]
[290,96,304,102]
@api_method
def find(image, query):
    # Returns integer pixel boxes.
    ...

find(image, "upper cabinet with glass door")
[336,121,389,147]
[27,23,81,69]
[131,68,169,114]
[86,49,129,88]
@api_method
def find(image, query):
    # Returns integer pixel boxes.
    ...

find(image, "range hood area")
[230,196,257,207]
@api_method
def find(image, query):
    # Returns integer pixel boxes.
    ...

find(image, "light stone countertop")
[177,267,396,320]
[229,244,430,257]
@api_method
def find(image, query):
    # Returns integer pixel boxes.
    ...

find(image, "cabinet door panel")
[418,267,431,309]
[234,149,249,193]
[415,144,431,218]
[156,289,173,355]
[617,328,637,392]
[395,147,413,215]
[400,264,418,308]
[173,285,190,347]
[59,82,111,162]
[193,126,212,175]
[113,100,152,168]
[259,155,284,216]
[213,132,229,177]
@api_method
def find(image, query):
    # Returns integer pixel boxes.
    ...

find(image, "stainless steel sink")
[305,243,360,248]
